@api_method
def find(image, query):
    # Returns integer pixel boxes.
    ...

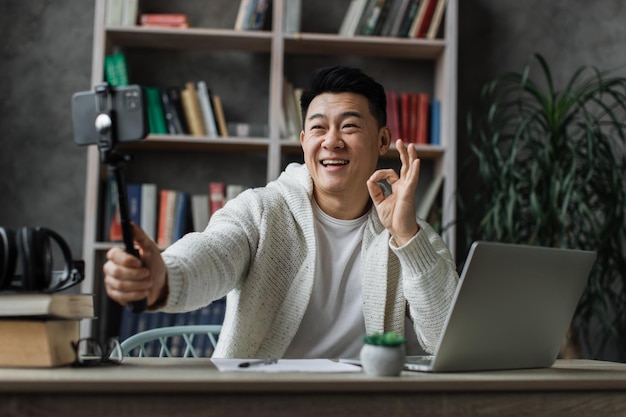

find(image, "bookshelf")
[81,0,458,339]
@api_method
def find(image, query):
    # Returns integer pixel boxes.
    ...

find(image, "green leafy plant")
[363,331,406,347]
[461,53,626,359]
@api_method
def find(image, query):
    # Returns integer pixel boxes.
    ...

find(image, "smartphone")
[71,84,148,146]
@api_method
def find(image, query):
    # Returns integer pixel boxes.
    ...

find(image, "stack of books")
[0,293,94,367]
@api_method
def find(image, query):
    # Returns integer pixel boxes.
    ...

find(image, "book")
[104,52,129,87]
[181,82,206,136]
[415,92,430,144]
[385,90,400,140]
[234,0,257,30]
[127,183,142,227]
[360,0,387,36]
[211,95,229,137]
[283,0,302,33]
[407,0,429,37]
[400,91,411,142]
[105,0,123,26]
[386,0,412,36]
[144,86,168,135]
[354,0,378,35]
[105,174,123,242]
[282,78,301,141]
[172,191,191,242]
[122,0,139,26]
[196,81,220,138]
[157,189,178,247]
[415,0,439,38]
[425,0,447,39]
[139,14,189,27]
[165,86,190,134]
[226,184,245,202]
[379,0,405,37]
[251,0,271,30]
[141,183,158,241]
[0,293,94,319]
[409,92,418,143]
[429,98,441,145]
[209,182,226,215]
[339,0,367,37]
[0,319,79,367]
[161,89,184,134]
[191,193,210,232]
[397,0,420,37]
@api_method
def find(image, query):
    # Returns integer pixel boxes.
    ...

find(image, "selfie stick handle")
[95,83,147,314]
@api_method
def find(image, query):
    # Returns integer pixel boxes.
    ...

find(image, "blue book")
[126,183,142,227]
[430,99,441,145]
[173,191,190,241]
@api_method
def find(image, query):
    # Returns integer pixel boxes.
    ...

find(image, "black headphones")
[0,226,84,293]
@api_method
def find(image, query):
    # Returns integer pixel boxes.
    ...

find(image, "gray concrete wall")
[1,0,625,358]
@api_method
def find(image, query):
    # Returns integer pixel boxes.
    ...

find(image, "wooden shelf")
[119,135,271,152]
[283,33,445,59]
[106,26,273,52]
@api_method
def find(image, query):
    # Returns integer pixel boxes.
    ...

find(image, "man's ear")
[378,126,392,156]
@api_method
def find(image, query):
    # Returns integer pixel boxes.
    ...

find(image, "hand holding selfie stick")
[94,83,147,313]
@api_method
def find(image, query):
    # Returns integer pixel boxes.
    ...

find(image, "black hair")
[299,66,387,129]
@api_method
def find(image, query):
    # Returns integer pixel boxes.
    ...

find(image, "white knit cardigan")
[160,163,458,358]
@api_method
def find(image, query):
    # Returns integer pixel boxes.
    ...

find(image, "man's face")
[300,92,388,211]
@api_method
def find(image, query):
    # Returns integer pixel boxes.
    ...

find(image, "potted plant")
[460,53,626,359]
[360,331,406,376]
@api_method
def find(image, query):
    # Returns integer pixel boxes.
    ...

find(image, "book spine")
[122,0,139,26]
[283,0,302,33]
[209,182,226,216]
[425,0,447,39]
[166,87,190,134]
[140,14,188,25]
[416,0,438,38]
[157,190,177,247]
[429,99,441,145]
[127,183,142,227]
[172,191,190,242]
[196,81,220,138]
[144,86,168,135]
[211,95,229,137]
[416,93,430,144]
[141,183,158,241]
[181,82,207,136]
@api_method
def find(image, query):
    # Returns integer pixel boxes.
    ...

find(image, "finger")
[106,246,142,268]
[397,139,411,178]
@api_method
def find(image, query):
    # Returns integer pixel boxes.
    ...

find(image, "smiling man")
[103,66,459,359]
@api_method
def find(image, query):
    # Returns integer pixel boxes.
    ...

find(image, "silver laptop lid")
[430,241,596,372]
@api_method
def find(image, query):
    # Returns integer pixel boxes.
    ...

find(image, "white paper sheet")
[212,358,363,373]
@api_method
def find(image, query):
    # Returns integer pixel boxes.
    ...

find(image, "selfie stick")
[94,82,147,313]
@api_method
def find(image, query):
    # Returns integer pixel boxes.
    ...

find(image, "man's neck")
[313,191,372,220]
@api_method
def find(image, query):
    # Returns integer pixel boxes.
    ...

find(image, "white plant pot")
[360,344,406,376]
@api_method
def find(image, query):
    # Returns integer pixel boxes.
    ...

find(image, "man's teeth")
[322,160,348,166]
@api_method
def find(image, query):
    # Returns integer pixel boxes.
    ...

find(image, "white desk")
[1,359,626,416]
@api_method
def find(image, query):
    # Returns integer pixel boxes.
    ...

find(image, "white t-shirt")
[283,200,367,359]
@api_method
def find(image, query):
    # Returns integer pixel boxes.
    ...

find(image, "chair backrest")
[120,325,222,358]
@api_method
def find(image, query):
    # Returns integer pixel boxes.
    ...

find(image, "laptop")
[404,241,596,372]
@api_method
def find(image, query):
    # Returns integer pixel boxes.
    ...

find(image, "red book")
[416,0,439,38]
[410,93,419,143]
[140,14,188,25]
[157,190,177,247]
[400,92,411,143]
[416,93,430,144]
[209,182,226,216]
[385,90,400,141]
